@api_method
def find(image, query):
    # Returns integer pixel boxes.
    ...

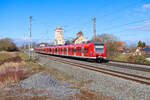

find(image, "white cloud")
[142,4,150,11]
[129,20,150,31]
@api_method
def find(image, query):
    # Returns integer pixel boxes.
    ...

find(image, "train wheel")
[96,59,102,63]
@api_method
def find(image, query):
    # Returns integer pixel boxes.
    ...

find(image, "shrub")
[127,54,146,63]
[0,38,18,51]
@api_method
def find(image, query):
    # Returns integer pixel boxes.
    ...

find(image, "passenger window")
[84,48,86,53]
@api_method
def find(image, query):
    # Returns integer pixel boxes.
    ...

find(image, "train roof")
[36,41,104,49]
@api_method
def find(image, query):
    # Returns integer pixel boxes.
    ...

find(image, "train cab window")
[95,44,104,53]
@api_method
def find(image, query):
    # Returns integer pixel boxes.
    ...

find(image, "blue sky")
[0,0,150,45]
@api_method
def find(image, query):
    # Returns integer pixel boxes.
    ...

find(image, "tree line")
[0,38,18,51]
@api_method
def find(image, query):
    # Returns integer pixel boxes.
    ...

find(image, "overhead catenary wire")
[102,17,150,32]
[101,0,145,18]
[108,23,150,37]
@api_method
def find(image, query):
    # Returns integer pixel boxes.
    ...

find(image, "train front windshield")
[95,44,104,53]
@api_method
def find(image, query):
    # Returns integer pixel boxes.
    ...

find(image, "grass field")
[0,52,14,62]
[0,51,112,100]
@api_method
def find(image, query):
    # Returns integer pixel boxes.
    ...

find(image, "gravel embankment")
[38,55,150,100]
[9,72,79,99]
[43,55,150,79]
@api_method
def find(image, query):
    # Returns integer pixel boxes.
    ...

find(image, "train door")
[87,45,90,57]
[66,47,68,56]
[60,48,62,55]
[63,47,65,55]
[49,48,51,54]
[45,48,47,54]
[47,48,49,54]
[79,46,82,56]
[62,48,64,55]
[64,47,67,55]
[74,46,76,56]
[71,47,74,56]
[84,46,89,57]
[68,47,70,55]
[84,47,86,57]
[76,47,79,56]
[45,48,46,53]
[58,48,60,55]
[53,48,55,54]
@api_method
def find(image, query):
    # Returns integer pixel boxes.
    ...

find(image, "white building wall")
[55,27,65,45]
[74,36,87,44]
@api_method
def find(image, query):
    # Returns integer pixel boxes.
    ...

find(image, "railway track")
[102,62,150,72]
[39,54,150,85]
[110,60,150,66]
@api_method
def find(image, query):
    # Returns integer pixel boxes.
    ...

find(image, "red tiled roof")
[145,45,150,48]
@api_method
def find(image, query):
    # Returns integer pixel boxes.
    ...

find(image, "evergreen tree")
[137,41,146,48]
[137,41,142,47]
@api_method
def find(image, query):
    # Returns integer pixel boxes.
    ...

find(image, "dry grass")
[0,52,113,99]
[0,88,112,100]
[0,52,13,63]
[0,52,30,88]
[70,89,112,100]
[0,88,52,100]
[0,61,28,88]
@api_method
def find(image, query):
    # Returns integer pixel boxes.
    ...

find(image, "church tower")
[55,27,65,45]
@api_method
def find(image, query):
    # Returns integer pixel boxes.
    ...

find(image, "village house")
[140,45,150,56]
[134,45,150,56]
[118,42,128,52]
[38,43,48,47]
[73,31,87,44]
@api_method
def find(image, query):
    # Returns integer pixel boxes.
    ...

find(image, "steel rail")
[109,60,150,66]
[102,63,150,72]
[40,54,150,85]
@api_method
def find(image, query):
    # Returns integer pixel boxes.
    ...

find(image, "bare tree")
[92,33,121,59]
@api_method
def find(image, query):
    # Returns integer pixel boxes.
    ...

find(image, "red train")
[35,42,107,62]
